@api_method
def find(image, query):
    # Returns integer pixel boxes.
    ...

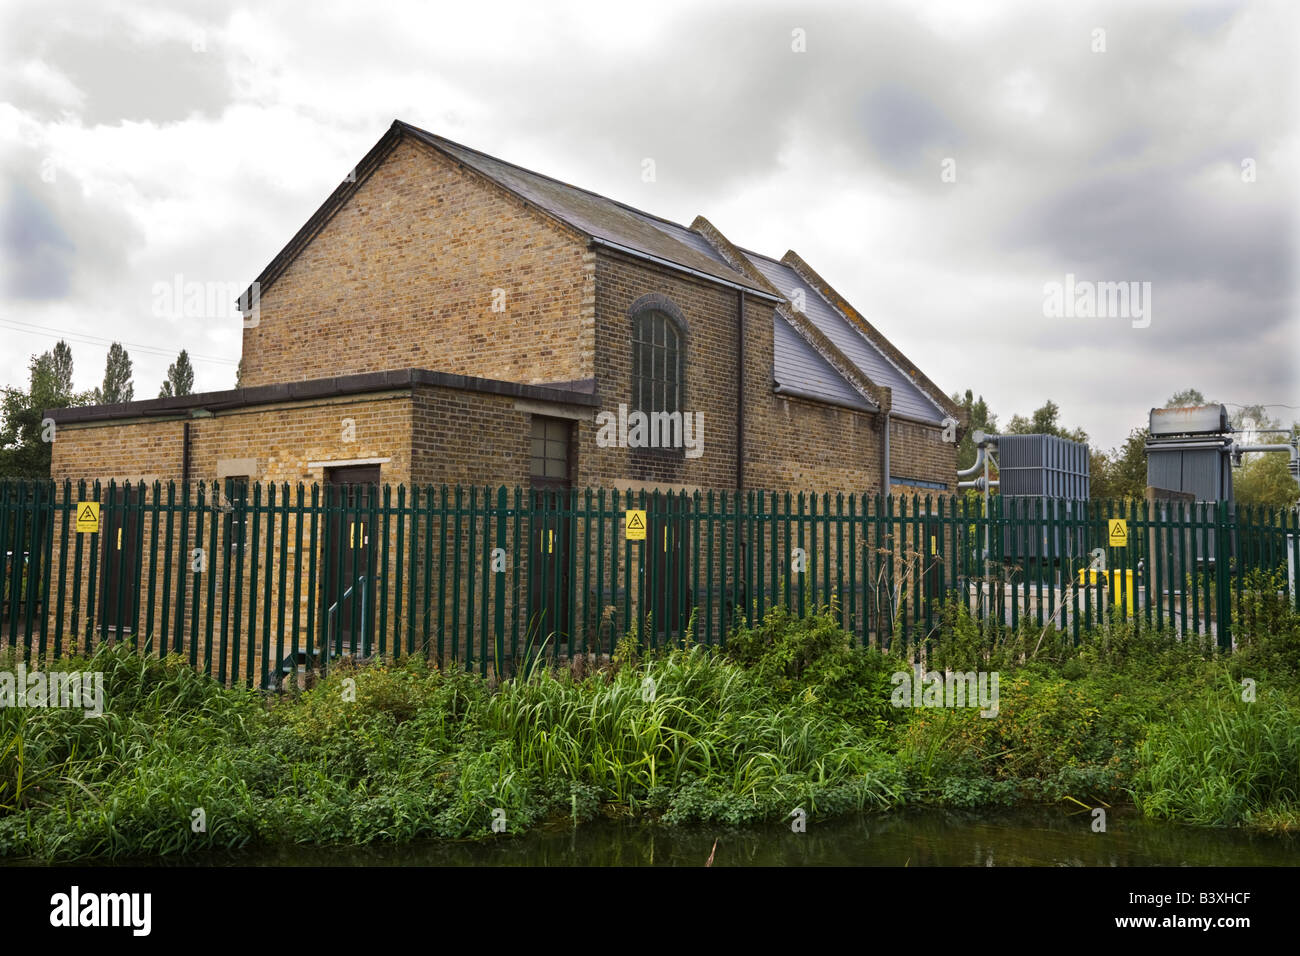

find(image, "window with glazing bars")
[530,416,571,484]
[632,310,681,415]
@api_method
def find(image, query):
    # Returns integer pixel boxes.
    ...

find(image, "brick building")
[43,120,962,677]
[49,119,959,496]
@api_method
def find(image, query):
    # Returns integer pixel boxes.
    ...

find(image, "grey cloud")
[2,182,75,299]
[858,84,962,170]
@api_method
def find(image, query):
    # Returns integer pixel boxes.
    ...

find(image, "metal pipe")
[957,430,998,478]
[957,444,987,479]
[1233,443,1299,460]
[981,447,995,574]
[736,288,745,492]
[882,410,891,496]
[181,421,191,485]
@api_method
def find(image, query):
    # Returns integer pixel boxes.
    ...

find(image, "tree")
[1166,388,1209,408]
[49,340,73,398]
[1091,427,1149,501]
[1233,430,1300,509]
[1005,400,1088,443]
[159,349,195,398]
[1229,403,1277,444]
[949,388,998,471]
[93,342,134,405]
[0,341,89,478]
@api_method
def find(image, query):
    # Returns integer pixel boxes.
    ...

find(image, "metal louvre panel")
[998,434,1090,501]
[997,434,1090,561]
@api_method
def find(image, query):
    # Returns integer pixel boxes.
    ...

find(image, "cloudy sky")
[1,0,1295,452]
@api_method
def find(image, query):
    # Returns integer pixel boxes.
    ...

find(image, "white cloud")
[0,0,1294,452]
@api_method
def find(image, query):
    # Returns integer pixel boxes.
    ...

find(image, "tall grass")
[483,648,898,818]
[1133,679,1300,830]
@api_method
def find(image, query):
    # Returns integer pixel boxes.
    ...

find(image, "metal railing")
[1,479,1296,688]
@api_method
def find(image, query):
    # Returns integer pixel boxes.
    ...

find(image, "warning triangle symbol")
[627,513,645,531]
[78,504,95,522]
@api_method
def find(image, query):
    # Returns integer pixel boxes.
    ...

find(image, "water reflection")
[87,808,1298,867]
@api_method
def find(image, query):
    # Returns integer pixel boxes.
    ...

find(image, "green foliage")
[1230,569,1300,679]
[1090,427,1149,501]
[1166,388,1209,408]
[1005,400,1088,444]
[0,340,90,478]
[1234,442,1300,508]
[159,349,195,398]
[725,607,899,727]
[93,342,134,405]
[0,631,902,859]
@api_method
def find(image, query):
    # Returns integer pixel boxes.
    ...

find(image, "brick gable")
[238,137,593,390]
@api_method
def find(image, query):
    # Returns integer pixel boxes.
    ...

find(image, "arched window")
[632,309,682,415]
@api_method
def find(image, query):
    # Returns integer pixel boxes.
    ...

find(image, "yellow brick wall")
[238,138,594,389]
[49,393,413,487]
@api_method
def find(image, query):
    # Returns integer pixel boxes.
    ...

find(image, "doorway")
[647,493,692,641]
[527,417,573,655]
[324,464,380,658]
[99,485,139,634]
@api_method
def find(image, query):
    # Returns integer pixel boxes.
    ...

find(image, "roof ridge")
[396,120,699,237]
[396,120,771,296]
[781,250,958,420]
[689,215,884,412]
[794,264,929,412]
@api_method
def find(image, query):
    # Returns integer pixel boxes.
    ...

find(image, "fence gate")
[528,488,573,656]
[99,484,139,635]
[647,493,692,640]
[324,467,379,659]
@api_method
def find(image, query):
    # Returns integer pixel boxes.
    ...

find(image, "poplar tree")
[159,349,195,398]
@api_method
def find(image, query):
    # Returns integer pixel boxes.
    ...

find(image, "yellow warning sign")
[75,501,100,534]
[625,509,646,541]
[1108,518,1128,547]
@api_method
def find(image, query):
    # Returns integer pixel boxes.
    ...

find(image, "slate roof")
[772,313,874,411]
[742,249,946,424]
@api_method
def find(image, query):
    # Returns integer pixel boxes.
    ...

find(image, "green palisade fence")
[0,479,1296,689]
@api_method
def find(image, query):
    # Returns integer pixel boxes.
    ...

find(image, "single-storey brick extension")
[48,119,961,498]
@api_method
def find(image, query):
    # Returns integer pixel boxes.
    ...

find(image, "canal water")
[89,808,1298,866]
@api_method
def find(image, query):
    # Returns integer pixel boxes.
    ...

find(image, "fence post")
[495,485,507,674]
[1215,499,1232,650]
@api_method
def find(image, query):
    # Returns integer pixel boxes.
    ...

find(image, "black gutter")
[47,369,601,425]
[737,289,745,492]
[772,384,874,414]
